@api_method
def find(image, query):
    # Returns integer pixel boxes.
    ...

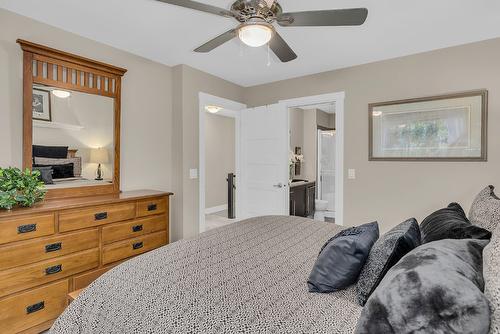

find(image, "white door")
[240,104,289,218]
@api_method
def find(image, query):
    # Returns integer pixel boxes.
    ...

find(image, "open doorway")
[280,92,344,225]
[288,103,336,222]
[204,110,238,230]
[198,93,246,233]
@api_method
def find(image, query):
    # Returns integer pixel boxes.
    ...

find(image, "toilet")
[314,199,335,222]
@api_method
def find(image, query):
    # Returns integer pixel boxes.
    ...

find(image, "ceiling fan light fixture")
[238,22,273,48]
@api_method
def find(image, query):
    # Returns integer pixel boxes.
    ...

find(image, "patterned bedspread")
[50,216,362,334]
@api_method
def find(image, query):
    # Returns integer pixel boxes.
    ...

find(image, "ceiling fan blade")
[155,0,234,18]
[269,32,297,63]
[277,8,368,27]
[194,29,237,53]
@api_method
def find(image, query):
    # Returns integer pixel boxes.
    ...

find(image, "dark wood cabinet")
[290,181,315,217]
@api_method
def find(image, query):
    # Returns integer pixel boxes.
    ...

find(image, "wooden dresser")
[0,190,172,334]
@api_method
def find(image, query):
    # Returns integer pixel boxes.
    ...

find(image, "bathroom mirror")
[19,39,126,199]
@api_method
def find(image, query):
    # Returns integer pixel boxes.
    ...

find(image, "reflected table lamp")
[90,148,109,181]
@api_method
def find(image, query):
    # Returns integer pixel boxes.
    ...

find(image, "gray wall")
[289,108,304,178]
[0,9,173,195]
[171,65,244,239]
[205,113,235,209]
[244,38,500,232]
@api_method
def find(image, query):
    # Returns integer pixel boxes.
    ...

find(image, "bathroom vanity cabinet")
[289,181,316,217]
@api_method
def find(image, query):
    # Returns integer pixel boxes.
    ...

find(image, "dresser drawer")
[136,197,167,217]
[0,248,99,298]
[0,280,68,334]
[102,215,167,245]
[0,229,99,271]
[59,202,136,232]
[0,214,54,245]
[72,262,121,291]
[102,231,167,265]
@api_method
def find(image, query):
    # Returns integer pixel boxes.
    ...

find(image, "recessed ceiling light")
[52,90,71,98]
[205,105,222,114]
[372,111,383,117]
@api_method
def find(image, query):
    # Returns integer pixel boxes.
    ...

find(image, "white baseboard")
[205,204,228,215]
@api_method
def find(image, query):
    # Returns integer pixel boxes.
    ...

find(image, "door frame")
[279,92,345,225]
[199,92,247,233]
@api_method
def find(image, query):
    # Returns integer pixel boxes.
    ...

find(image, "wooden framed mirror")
[18,39,127,199]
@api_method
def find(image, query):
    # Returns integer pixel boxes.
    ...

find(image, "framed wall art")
[369,90,487,161]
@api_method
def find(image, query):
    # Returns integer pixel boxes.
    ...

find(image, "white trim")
[205,204,228,215]
[199,92,247,233]
[279,92,345,226]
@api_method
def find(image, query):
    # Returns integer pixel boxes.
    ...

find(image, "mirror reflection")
[32,84,114,189]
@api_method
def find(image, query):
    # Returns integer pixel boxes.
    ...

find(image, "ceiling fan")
[155,0,368,62]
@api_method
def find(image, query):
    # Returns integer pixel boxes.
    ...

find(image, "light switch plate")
[189,168,198,179]
[348,169,356,179]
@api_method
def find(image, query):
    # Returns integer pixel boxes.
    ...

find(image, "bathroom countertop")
[289,180,316,188]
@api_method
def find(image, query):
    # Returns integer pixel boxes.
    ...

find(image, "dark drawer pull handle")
[18,224,37,234]
[45,242,62,253]
[45,264,62,275]
[95,212,108,221]
[26,301,45,314]
[132,242,143,250]
[147,204,157,211]
[132,224,143,232]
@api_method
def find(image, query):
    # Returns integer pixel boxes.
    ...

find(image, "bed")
[50,216,361,333]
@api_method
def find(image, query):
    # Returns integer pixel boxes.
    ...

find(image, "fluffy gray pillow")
[469,185,500,232]
[355,239,490,334]
[356,218,421,306]
[484,223,500,333]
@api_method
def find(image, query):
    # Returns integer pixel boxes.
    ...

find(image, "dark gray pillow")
[421,202,491,243]
[355,239,490,334]
[469,185,500,232]
[32,166,53,185]
[308,222,379,293]
[356,218,420,306]
[32,145,68,159]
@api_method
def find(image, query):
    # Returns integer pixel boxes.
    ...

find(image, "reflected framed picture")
[32,88,52,121]
[369,90,487,161]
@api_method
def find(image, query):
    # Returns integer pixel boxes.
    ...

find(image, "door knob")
[273,183,283,188]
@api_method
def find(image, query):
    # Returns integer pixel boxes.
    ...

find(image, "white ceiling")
[2,0,500,87]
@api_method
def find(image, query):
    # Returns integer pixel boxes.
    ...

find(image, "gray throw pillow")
[355,239,490,334]
[356,218,420,306]
[421,202,491,243]
[32,166,53,185]
[308,222,379,293]
[469,185,500,232]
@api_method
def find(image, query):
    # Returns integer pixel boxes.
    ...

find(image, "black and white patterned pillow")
[356,218,421,306]
[469,185,500,232]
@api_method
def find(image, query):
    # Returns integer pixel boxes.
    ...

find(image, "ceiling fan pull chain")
[267,43,271,67]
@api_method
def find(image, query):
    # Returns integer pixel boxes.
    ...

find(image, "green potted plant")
[0,167,47,210]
